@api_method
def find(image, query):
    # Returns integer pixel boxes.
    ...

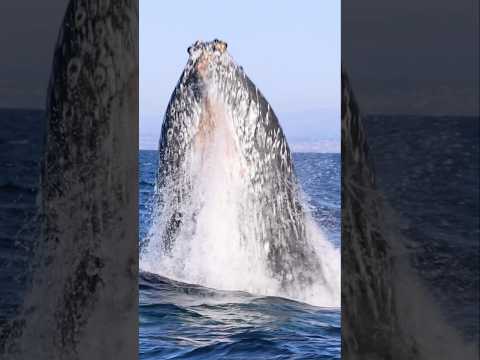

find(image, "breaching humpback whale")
[145,40,337,302]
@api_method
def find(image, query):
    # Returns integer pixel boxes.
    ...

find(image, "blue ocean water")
[0,109,43,329]
[1,109,478,356]
[139,150,341,360]
[364,115,479,342]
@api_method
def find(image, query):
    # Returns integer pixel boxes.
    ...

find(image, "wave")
[0,181,36,194]
[139,271,340,359]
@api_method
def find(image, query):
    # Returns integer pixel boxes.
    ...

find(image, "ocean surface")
[139,150,341,360]
[0,109,342,359]
[363,115,479,342]
[0,109,43,331]
[1,109,478,357]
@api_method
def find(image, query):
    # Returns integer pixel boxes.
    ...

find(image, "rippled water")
[139,150,341,359]
[2,109,478,358]
[0,110,341,359]
[140,272,340,360]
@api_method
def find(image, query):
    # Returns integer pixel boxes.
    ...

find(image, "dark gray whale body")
[155,40,323,289]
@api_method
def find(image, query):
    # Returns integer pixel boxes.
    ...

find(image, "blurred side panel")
[342,0,479,359]
[0,1,139,359]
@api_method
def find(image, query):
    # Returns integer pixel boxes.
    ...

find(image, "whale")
[145,39,335,300]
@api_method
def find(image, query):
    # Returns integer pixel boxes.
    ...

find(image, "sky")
[140,0,341,151]
[0,1,67,109]
[342,0,479,116]
[1,1,476,135]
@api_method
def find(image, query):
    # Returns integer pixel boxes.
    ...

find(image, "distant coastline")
[2,109,475,155]
[139,134,341,153]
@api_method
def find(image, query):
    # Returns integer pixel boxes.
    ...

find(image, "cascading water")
[140,40,340,307]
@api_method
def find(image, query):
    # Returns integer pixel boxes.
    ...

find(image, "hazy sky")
[0,1,67,109]
[140,0,341,150]
[1,1,475,142]
[342,0,479,116]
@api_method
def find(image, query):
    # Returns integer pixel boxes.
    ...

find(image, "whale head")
[187,39,229,79]
[177,39,238,102]
[160,39,291,173]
